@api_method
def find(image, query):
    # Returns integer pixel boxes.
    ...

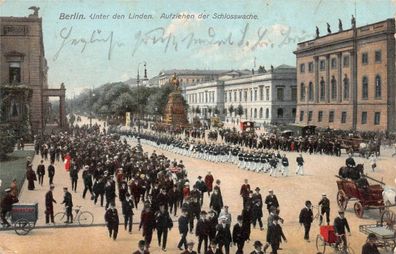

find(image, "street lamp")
[89,88,95,127]
[136,61,146,145]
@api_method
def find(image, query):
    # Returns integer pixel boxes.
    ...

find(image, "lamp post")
[136,61,146,145]
[89,88,95,127]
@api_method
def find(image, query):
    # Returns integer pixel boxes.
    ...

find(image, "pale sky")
[1,0,395,97]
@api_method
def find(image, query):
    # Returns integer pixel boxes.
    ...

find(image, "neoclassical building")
[0,8,66,135]
[185,66,297,127]
[294,18,396,131]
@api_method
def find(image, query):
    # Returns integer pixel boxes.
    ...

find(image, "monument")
[162,73,189,128]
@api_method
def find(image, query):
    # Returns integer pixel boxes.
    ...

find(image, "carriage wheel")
[353,202,364,218]
[337,190,348,211]
[54,212,67,225]
[78,211,94,226]
[315,235,326,254]
[14,219,32,235]
[381,210,396,230]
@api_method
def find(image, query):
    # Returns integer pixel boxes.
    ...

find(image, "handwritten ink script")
[53,24,314,61]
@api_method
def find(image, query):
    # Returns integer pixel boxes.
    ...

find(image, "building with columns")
[0,8,66,135]
[294,18,396,131]
[185,66,297,127]
[223,65,297,126]
[157,69,231,87]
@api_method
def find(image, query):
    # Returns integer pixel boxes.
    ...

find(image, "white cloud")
[271,24,290,35]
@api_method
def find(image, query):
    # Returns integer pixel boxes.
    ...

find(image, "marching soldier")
[296,154,304,175]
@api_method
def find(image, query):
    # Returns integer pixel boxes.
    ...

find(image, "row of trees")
[68,82,187,121]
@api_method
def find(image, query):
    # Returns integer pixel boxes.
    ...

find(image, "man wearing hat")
[61,187,73,223]
[139,204,156,248]
[318,193,330,225]
[333,210,351,251]
[266,215,287,254]
[47,161,55,185]
[45,184,56,224]
[104,202,119,240]
[178,209,189,250]
[264,189,279,214]
[250,240,264,254]
[155,205,173,251]
[82,166,93,199]
[196,210,209,254]
[299,200,313,242]
[195,176,208,206]
[1,188,19,227]
[122,193,134,233]
[252,187,264,230]
[132,240,150,254]
[232,215,247,254]
[215,218,232,254]
[240,179,251,207]
[181,241,197,254]
[361,233,380,254]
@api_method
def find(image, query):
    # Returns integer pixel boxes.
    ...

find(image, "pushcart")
[10,203,38,235]
[316,225,354,253]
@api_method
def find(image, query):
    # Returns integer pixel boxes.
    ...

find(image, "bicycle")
[54,205,94,226]
[312,205,321,225]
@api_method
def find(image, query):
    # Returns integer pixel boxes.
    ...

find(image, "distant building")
[294,18,396,131]
[185,66,297,127]
[156,69,245,87]
[0,8,66,135]
[223,65,297,126]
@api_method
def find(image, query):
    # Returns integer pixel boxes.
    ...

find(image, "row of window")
[224,87,297,103]
[300,74,382,101]
[188,91,216,104]
[300,110,381,125]
[299,50,382,73]
[224,107,296,119]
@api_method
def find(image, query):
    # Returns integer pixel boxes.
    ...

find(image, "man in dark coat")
[232,215,247,254]
[36,160,45,186]
[318,193,330,225]
[45,185,56,224]
[195,176,207,206]
[334,211,351,250]
[361,233,380,254]
[196,211,209,254]
[204,172,214,197]
[240,179,250,208]
[139,204,156,248]
[178,209,189,250]
[264,189,279,213]
[104,203,119,240]
[69,163,79,192]
[132,240,150,254]
[0,188,19,227]
[266,215,286,254]
[252,187,264,230]
[299,200,313,241]
[93,178,105,207]
[47,162,55,185]
[181,241,198,254]
[168,185,179,216]
[82,166,93,199]
[61,187,73,223]
[122,193,134,233]
[155,205,173,251]
[210,189,223,215]
[215,218,232,254]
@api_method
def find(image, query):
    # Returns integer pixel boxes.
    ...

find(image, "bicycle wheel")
[78,211,94,226]
[54,212,66,225]
[14,219,32,235]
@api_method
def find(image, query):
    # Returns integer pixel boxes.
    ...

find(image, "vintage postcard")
[0,0,395,253]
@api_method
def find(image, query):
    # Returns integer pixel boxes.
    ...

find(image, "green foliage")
[228,105,234,114]
[70,83,183,119]
[236,104,244,116]
[69,113,76,126]
[0,127,17,160]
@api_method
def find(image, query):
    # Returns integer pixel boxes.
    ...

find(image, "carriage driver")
[345,153,356,169]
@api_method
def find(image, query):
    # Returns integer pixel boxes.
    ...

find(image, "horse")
[383,185,396,206]
[338,164,364,180]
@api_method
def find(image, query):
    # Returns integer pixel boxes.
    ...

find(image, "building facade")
[294,18,396,131]
[223,65,297,126]
[157,69,230,87]
[185,65,297,127]
[185,81,225,121]
[0,8,66,135]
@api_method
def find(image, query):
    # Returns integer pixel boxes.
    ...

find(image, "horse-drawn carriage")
[336,168,385,218]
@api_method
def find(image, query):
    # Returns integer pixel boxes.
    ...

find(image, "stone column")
[337,52,343,102]
[326,54,331,103]
[59,95,65,128]
[314,56,319,103]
